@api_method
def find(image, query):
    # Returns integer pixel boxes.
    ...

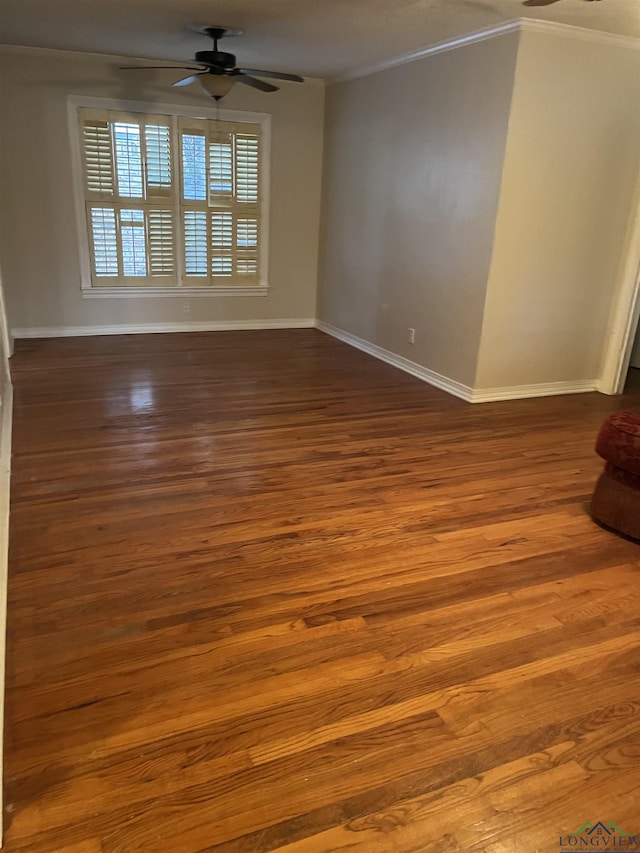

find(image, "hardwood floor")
[4,329,640,852]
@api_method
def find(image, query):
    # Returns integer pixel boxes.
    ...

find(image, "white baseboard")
[316,320,600,403]
[11,319,316,338]
[470,379,600,403]
[315,320,475,401]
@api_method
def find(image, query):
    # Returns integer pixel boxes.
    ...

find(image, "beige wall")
[318,33,520,387]
[475,29,640,390]
[0,48,325,332]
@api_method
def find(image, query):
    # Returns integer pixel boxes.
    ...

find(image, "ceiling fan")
[121,26,304,100]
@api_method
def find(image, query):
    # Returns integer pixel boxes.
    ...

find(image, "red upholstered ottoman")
[591,411,640,540]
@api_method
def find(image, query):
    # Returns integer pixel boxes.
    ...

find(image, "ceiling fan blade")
[522,0,563,6]
[237,68,304,83]
[172,74,205,87]
[235,74,278,93]
[120,65,205,71]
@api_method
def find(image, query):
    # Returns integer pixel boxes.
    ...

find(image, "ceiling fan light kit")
[120,25,303,101]
[197,75,236,98]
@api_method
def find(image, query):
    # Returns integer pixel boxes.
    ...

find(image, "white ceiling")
[0,0,638,79]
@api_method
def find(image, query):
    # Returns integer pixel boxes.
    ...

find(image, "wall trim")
[332,20,521,83]
[12,319,316,338]
[315,320,474,402]
[316,320,600,403]
[332,17,639,83]
[82,286,269,299]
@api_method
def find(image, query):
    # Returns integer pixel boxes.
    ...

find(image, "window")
[74,102,268,294]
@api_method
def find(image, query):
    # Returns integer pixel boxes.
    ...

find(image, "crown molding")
[331,20,521,83]
[0,42,159,62]
[0,43,324,85]
[331,17,639,84]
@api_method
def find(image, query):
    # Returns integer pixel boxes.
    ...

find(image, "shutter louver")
[235,134,259,204]
[209,133,233,197]
[145,124,172,200]
[236,216,258,278]
[184,210,208,276]
[211,211,233,277]
[236,257,258,276]
[90,207,118,276]
[211,211,233,248]
[114,122,144,198]
[148,210,176,276]
[212,256,233,275]
[237,217,258,248]
[182,132,207,201]
[120,209,147,276]
[82,119,114,197]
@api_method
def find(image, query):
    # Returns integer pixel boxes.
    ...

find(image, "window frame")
[68,95,271,298]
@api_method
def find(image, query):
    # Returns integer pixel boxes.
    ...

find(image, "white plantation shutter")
[208,126,234,201]
[81,112,115,198]
[178,117,262,285]
[209,140,233,196]
[211,211,233,248]
[79,108,177,285]
[144,123,172,199]
[89,208,118,275]
[120,209,147,275]
[184,210,208,277]
[113,122,144,198]
[181,123,208,202]
[235,134,259,204]
[233,129,260,283]
[77,105,264,289]
[148,210,176,276]
[210,210,233,277]
[236,217,259,277]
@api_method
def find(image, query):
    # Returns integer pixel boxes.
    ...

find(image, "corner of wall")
[596,166,640,394]
[472,26,524,392]
[314,82,329,326]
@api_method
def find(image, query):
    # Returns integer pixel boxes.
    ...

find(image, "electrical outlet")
[183,300,191,315]
[408,328,415,344]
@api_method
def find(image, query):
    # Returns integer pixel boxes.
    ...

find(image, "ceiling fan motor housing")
[195,50,236,70]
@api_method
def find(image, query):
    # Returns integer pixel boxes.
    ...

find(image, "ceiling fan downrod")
[194,27,239,71]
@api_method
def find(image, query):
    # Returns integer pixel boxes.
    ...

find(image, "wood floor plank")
[4,333,640,851]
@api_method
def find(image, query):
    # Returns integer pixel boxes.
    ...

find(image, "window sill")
[82,286,270,299]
